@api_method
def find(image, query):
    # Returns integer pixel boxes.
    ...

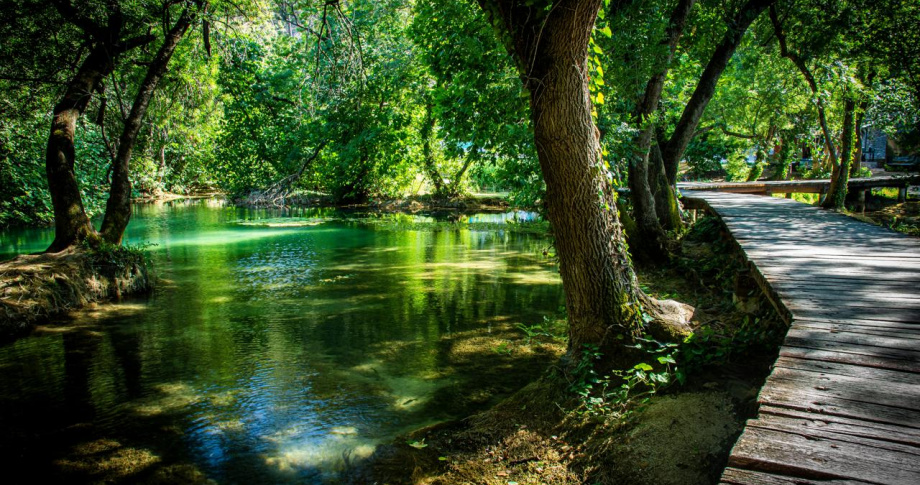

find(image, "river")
[0,200,564,483]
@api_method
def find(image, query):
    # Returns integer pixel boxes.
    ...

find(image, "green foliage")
[1,0,918,229]
[568,340,678,420]
[81,239,152,269]
[724,155,750,182]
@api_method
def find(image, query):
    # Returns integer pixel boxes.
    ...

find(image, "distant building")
[860,126,888,167]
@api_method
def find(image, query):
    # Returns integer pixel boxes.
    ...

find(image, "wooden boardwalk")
[680,191,920,485]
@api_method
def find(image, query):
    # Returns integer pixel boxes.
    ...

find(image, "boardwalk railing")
[678,174,920,202]
[680,191,920,485]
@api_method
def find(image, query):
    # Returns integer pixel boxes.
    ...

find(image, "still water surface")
[0,200,563,483]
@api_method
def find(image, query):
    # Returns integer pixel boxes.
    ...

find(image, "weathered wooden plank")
[721,467,873,485]
[758,375,920,428]
[769,281,920,297]
[747,414,920,457]
[779,294,920,311]
[779,346,918,373]
[772,290,920,308]
[758,405,920,446]
[773,355,920,385]
[728,426,920,484]
[789,307,920,325]
[766,366,920,411]
[782,332,920,364]
[757,266,920,283]
[793,320,920,340]
[794,317,920,333]
[785,327,920,354]
[766,276,920,291]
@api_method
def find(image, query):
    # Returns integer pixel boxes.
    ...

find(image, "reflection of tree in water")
[63,328,101,424]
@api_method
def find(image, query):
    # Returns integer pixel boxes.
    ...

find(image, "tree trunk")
[660,0,775,185]
[769,5,838,171]
[478,0,692,363]
[650,141,682,230]
[628,126,669,263]
[45,45,118,252]
[850,99,869,177]
[823,97,856,210]
[420,98,446,196]
[100,8,195,244]
[626,0,695,262]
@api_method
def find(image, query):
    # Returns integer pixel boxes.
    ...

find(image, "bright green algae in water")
[0,200,562,483]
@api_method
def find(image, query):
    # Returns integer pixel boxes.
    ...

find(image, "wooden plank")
[772,289,920,307]
[721,467,872,485]
[773,355,920,385]
[782,332,920,364]
[769,280,920,296]
[793,320,920,340]
[789,307,920,325]
[766,366,920,412]
[785,327,920,354]
[779,346,918,373]
[766,276,920,291]
[747,414,920,457]
[728,426,920,484]
[758,375,920,428]
[758,405,920,446]
[779,294,920,311]
[794,317,920,333]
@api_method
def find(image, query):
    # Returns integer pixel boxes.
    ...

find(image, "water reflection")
[0,200,561,483]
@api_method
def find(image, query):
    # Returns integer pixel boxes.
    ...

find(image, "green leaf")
[634,363,654,371]
[657,355,676,364]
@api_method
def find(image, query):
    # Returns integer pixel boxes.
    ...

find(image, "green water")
[0,200,563,483]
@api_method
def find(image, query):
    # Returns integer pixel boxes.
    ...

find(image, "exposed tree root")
[0,247,152,340]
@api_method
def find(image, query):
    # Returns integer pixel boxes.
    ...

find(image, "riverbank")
[346,215,787,484]
[236,190,516,213]
[0,245,153,340]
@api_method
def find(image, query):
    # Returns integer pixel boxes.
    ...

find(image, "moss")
[586,392,740,485]
[0,245,153,340]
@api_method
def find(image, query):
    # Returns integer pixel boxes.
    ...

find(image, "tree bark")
[420,98,446,196]
[100,7,196,244]
[660,0,776,185]
[627,0,695,263]
[477,0,691,363]
[823,96,856,210]
[44,2,154,252]
[850,98,869,177]
[45,45,119,252]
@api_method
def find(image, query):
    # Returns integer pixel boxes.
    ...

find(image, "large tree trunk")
[479,0,692,363]
[100,8,195,244]
[823,97,856,210]
[45,45,118,252]
[660,0,775,185]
